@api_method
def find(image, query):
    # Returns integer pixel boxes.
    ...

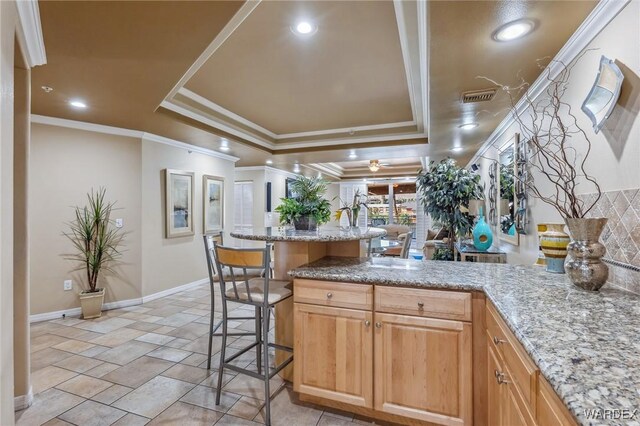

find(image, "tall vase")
[472,207,493,251]
[534,223,548,266]
[564,218,609,291]
[539,223,570,273]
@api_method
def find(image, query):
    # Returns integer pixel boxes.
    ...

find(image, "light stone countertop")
[230,226,386,242]
[289,256,640,426]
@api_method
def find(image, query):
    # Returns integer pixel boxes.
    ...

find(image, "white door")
[234,182,254,246]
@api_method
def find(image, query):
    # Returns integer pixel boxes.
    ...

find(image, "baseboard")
[14,386,33,411]
[141,278,209,303]
[29,277,209,323]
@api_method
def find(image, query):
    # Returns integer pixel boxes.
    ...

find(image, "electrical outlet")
[115,218,123,228]
[63,280,72,291]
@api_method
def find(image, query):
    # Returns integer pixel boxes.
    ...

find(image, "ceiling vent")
[461,88,497,104]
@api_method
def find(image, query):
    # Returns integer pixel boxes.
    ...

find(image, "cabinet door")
[293,303,373,408]
[504,380,535,426]
[374,312,472,425]
[487,341,504,426]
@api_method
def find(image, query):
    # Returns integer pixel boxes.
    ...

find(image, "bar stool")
[212,242,293,426]
[203,233,259,370]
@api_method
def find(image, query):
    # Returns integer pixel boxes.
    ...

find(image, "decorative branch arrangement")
[478,50,602,219]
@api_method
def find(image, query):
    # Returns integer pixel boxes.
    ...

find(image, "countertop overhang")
[231,226,387,242]
[289,256,640,426]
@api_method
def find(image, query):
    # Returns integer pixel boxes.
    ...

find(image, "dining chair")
[399,231,413,259]
[203,233,259,370]
[212,242,293,426]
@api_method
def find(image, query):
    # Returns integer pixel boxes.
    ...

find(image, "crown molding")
[467,0,631,167]
[417,0,429,135]
[236,165,301,179]
[276,121,416,140]
[304,163,344,178]
[15,0,46,67]
[393,0,418,129]
[31,115,239,162]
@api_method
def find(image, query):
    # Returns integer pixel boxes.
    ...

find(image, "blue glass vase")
[473,207,493,251]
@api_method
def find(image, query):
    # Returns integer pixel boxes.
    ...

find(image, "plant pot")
[293,216,317,231]
[79,288,105,319]
[564,218,609,291]
[472,210,493,251]
[534,223,549,266]
[539,223,570,273]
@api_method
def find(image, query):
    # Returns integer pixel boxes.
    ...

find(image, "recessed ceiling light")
[69,100,87,109]
[291,21,317,36]
[458,122,479,130]
[293,163,301,173]
[220,139,230,151]
[451,147,464,152]
[266,159,273,165]
[41,86,53,93]
[348,151,357,160]
[492,19,535,42]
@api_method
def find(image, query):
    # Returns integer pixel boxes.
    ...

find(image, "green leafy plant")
[500,164,514,200]
[416,158,483,255]
[335,188,368,226]
[64,188,125,293]
[276,176,332,226]
[432,247,454,261]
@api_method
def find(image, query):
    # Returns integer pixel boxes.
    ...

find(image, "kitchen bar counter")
[290,256,640,425]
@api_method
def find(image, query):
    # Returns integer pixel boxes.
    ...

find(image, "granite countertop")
[230,226,386,242]
[289,257,640,426]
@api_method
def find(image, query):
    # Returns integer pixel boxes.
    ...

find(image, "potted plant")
[275,176,332,231]
[64,188,124,319]
[335,188,368,227]
[416,158,483,260]
[487,54,606,289]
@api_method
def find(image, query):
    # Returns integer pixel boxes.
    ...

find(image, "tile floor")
[16,284,395,426]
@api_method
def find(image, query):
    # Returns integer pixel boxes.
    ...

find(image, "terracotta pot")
[564,217,609,291]
[79,288,105,319]
[539,223,570,273]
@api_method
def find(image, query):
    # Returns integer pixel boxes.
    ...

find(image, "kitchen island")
[289,256,640,426]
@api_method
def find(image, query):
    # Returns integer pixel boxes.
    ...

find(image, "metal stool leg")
[215,300,228,405]
[255,306,262,375]
[262,305,271,426]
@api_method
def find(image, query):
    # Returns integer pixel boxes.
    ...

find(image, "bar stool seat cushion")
[225,279,292,304]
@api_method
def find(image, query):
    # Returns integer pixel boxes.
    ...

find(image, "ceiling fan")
[368,160,390,172]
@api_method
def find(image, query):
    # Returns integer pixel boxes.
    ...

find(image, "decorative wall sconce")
[581,55,624,134]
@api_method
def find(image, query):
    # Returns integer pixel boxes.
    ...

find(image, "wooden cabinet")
[293,303,373,408]
[487,341,503,426]
[374,312,472,425]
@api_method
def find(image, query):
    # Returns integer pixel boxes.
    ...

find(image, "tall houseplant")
[335,188,368,227]
[275,176,331,231]
[416,158,483,260]
[483,52,607,289]
[65,188,124,318]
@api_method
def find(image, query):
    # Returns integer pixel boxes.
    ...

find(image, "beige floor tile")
[47,325,98,340]
[52,339,96,354]
[228,395,264,421]
[179,385,240,413]
[127,321,163,332]
[222,373,284,401]
[147,401,223,425]
[155,313,200,327]
[102,356,174,388]
[59,400,127,426]
[50,317,84,327]
[31,334,70,353]
[32,366,78,394]
[95,340,158,365]
[75,317,136,334]
[54,354,104,373]
[161,363,213,384]
[181,352,209,367]
[90,327,147,347]
[91,384,133,405]
[181,334,221,355]
[80,345,111,358]
[111,413,151,426]
[253,386,323,426]
[15,388,84,425]
[144,304,185,317]
[215,414,262,425]
[41,418,75,426]
[317,414,356,426]
[84,362,120,378]
[199,372,236,389]
[167,322,210,340]
[135,332,176,345]
[182,308,210,316]
[165,337,191,349]
[113,376,195,418]
[147,347,192,362]
[31,348,74,372]
[322,407,355,422]
[56,374,113,398]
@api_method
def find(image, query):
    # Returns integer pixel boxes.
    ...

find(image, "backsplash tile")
[578,188,640,294]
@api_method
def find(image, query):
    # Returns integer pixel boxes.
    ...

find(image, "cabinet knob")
[375,322,382,328]
[493,336,506,345]
[417,301,424,309]
[364,320,371,327]
[326,292,333,299]
[495,371,509,385]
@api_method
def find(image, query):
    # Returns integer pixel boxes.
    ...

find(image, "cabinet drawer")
[487,303,539,411]
[294,279,373,310]
[375,286,472,321]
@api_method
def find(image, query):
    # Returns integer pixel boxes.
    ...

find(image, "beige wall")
[475,2,640,265]
[30,124,143,314]
[140,138,235,297]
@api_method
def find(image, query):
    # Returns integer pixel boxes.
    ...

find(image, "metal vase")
[564,218,609,291]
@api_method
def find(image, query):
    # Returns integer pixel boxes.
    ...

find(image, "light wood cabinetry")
[374,312,472,425]
[293,303,373,408]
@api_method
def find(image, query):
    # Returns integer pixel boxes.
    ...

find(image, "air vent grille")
[461,88,497,103]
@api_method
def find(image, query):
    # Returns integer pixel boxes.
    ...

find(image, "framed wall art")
[203,175,224,233]
[165,169,195,238]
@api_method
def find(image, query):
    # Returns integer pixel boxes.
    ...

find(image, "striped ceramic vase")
[539,223,570,273]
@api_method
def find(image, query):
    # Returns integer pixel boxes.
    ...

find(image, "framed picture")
[285,177,296,199]
[203,175,224,233]
[165,169,195,238]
